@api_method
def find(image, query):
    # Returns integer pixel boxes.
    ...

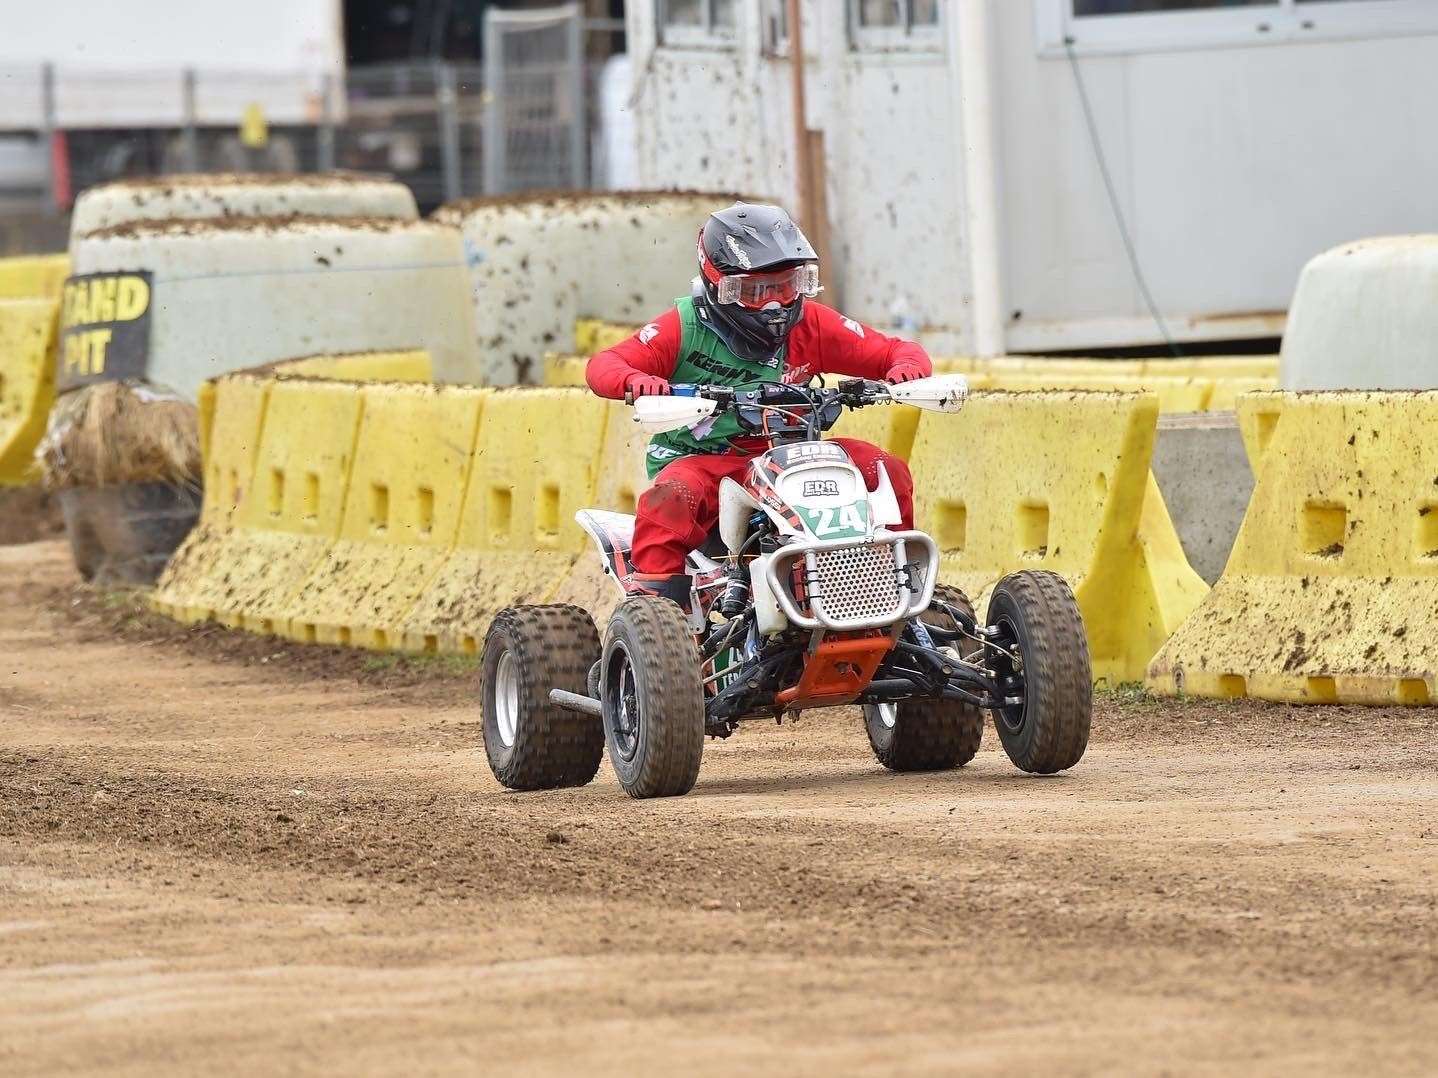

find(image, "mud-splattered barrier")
[0,296,59,486]
[436,191,750,385]
[1148,391,1438,706]
[68,172,418,241]
[153,375,1204,685]
[69,215,481,400]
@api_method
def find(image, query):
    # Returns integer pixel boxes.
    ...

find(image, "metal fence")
[0,2,622,221]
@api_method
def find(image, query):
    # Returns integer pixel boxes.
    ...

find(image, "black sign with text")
[57,270,154,390]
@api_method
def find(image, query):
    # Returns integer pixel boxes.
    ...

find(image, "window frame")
[657,0,738,49]
[849,0,945,53]
[1035,0,1438,58]
[760,0,790,57]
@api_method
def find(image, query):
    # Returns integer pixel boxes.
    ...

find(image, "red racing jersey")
[585,300,931,399]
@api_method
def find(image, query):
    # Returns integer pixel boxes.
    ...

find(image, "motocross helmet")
[695,202,819,363]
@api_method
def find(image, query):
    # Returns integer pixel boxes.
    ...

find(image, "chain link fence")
[0,2,622,231]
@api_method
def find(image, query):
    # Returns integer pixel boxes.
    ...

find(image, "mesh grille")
[811,543,903,623]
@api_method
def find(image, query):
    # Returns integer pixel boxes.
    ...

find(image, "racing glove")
[885,363,926,384]
[625,373,672,399]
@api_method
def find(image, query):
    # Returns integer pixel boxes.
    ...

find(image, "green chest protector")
[645,295,787,478]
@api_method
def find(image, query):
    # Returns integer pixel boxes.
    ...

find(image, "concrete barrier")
[1150,412,1254,585]
[1280,236,1438,391]
[0,297,60,485]
[1148,391,1438,705]
[911,390,1208,685]
[70,217,481,399]
[437,191,744,384]
[69,173,417,240]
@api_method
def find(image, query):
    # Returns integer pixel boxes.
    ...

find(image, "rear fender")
[575,509,635,586]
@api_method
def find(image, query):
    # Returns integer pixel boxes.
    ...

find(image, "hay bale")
[40,382,200,490]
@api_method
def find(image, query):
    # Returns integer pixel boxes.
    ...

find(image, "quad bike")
[480,375,1092,799]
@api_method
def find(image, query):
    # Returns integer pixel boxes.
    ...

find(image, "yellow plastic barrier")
[1237,391,1284,470]
[939,354,1278,380]
[1147,391,1438,706]
[1206,375,1279,413]
[546,399,652,625]
[272,349,433,383]
[985,372,1212,414]
[401,388,610,652]
[0,297,59,485]
[819,380,922,460]
[1141,356,1278,379]
[934,357,1276,412]
[543,353,589,387]
[282,383,486,649]
[150,372,272,621]
[574,318,638,355]
[0,254,70,300]
[911,390,1208,685]
[152,378,365,629]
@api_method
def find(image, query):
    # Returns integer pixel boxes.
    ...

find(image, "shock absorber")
[717,566,750,617]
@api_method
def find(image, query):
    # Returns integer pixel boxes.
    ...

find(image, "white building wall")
[995,3,1438,351]
[626,2,973,352]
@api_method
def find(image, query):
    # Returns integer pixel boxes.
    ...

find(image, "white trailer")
[625,0,1438,355]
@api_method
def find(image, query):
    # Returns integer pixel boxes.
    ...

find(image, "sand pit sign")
[58,271,154,390]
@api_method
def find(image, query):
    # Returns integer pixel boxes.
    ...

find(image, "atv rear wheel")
[480,605,604,790]
[601,596,705,799]
[864,584,985,772]
[986,570,1091,774]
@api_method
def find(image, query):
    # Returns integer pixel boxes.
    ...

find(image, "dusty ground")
[0,488,64,546]
[1,539,1435,1077]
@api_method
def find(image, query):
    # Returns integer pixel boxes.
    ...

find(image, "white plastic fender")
[748,552,788,636]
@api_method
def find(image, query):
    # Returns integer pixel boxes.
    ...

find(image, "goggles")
[708,262,821,310]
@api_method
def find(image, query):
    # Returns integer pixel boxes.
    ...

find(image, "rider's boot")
[627,572,695,616]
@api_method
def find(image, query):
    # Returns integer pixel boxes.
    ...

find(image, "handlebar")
[671,378,893,408]
[667,378,894,440]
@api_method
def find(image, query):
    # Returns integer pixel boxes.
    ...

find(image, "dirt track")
[2,539,1435,1076]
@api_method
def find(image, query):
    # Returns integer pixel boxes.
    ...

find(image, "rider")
[585,202,931,605]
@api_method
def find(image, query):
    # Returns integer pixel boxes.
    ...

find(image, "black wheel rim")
[991,615,1028,735]
[605,643,642,762]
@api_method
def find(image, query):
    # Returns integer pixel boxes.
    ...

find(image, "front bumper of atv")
[759,531,940,633]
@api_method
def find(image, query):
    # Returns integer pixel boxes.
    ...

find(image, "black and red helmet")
[695,202,819,362]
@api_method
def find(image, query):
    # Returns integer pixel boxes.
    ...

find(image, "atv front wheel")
[601,596,705,799]
[480,605,604,790]
[986,570,1091,774]
[864,584,985,772]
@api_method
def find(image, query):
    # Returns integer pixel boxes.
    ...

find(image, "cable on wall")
[1065,38,1182,357]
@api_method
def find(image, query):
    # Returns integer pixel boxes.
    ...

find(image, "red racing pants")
[632,438,916,575]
